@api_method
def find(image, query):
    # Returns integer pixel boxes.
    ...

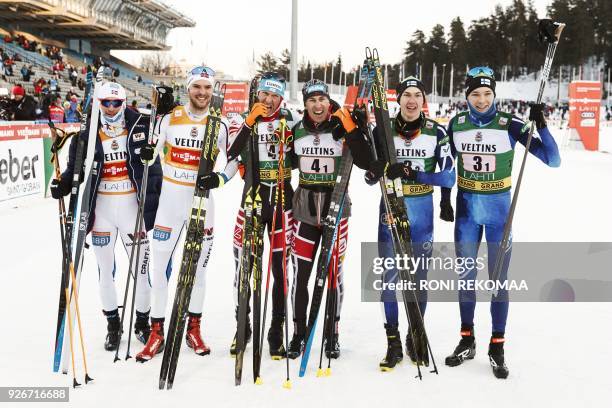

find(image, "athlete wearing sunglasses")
[50,80,163,352]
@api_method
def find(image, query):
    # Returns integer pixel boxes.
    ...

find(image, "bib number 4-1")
[300,157,335,174]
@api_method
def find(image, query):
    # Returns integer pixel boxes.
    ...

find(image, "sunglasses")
[303,82,328,96]
[100,99,123,108]
[467,66,495,78]
[261,72,286,83]
[189,66,216,78]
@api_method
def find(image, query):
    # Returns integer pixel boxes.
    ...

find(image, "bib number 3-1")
[463,154,496,173]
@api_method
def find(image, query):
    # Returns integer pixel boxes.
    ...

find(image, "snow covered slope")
[1,128,610,407]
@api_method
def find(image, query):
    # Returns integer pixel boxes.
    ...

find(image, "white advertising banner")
[0,138,44,202]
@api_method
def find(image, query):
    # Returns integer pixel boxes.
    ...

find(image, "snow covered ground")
[1,128,611,407]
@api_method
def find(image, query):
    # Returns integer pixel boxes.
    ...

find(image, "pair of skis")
[52,66,108,386]
[366,47,437,379]
[234,113,265,385]
[159,82,226,390]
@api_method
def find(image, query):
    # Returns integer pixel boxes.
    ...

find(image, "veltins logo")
[261,79,283,92]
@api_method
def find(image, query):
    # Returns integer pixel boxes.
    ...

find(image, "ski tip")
[282,380,292,389]
[325,368,332,377]
[298,368,306,378]
[158,379,165,390]
[255,377,263,385]
[84,374,93,384]
[72,378,81,388]
[166,382,173,390]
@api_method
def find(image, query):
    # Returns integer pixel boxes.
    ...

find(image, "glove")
[196,173,224,191]
[330,108,357,133]
[387,162,417,181]
[155,86,175,115]
[364,160,386,184]
[140,144,156,165]
[50,178,71,199]
[529,103,547,129]
[245,103,268,127]
[538,19,560,44]
[351,105,369,130]
[439,198,455,222]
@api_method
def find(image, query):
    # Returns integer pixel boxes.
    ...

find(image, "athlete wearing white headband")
[98,81,127,136]
[136,65,240,362]
[186,66,216,89]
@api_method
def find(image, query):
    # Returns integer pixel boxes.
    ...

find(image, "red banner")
[222,82,249,117]
[568,81,601,151]
[343,86,397,109]
[0,123,80,142]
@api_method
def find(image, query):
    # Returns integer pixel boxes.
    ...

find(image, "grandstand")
[0,0,194,107]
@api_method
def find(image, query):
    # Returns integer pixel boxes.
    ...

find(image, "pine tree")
[448,17,468,95]
[280,48,291,80]
[404,30,427,78]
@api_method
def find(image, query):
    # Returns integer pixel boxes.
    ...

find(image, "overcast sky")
[113,0,551,79]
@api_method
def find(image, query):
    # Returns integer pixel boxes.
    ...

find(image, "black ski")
[159,83,226,390]
[53,67,100,374]
[234,79,263,385]
[59,66,107,376]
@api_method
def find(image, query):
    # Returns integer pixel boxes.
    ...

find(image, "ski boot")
[134,309,151,345]
[185,313,210,356]
[268,316,286,360]
[286,320,306,360]
[488,333,509,379]
[103,310,121,351]
[379,325,403,371]
[136,319,164,362]
[445,325,476,367]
